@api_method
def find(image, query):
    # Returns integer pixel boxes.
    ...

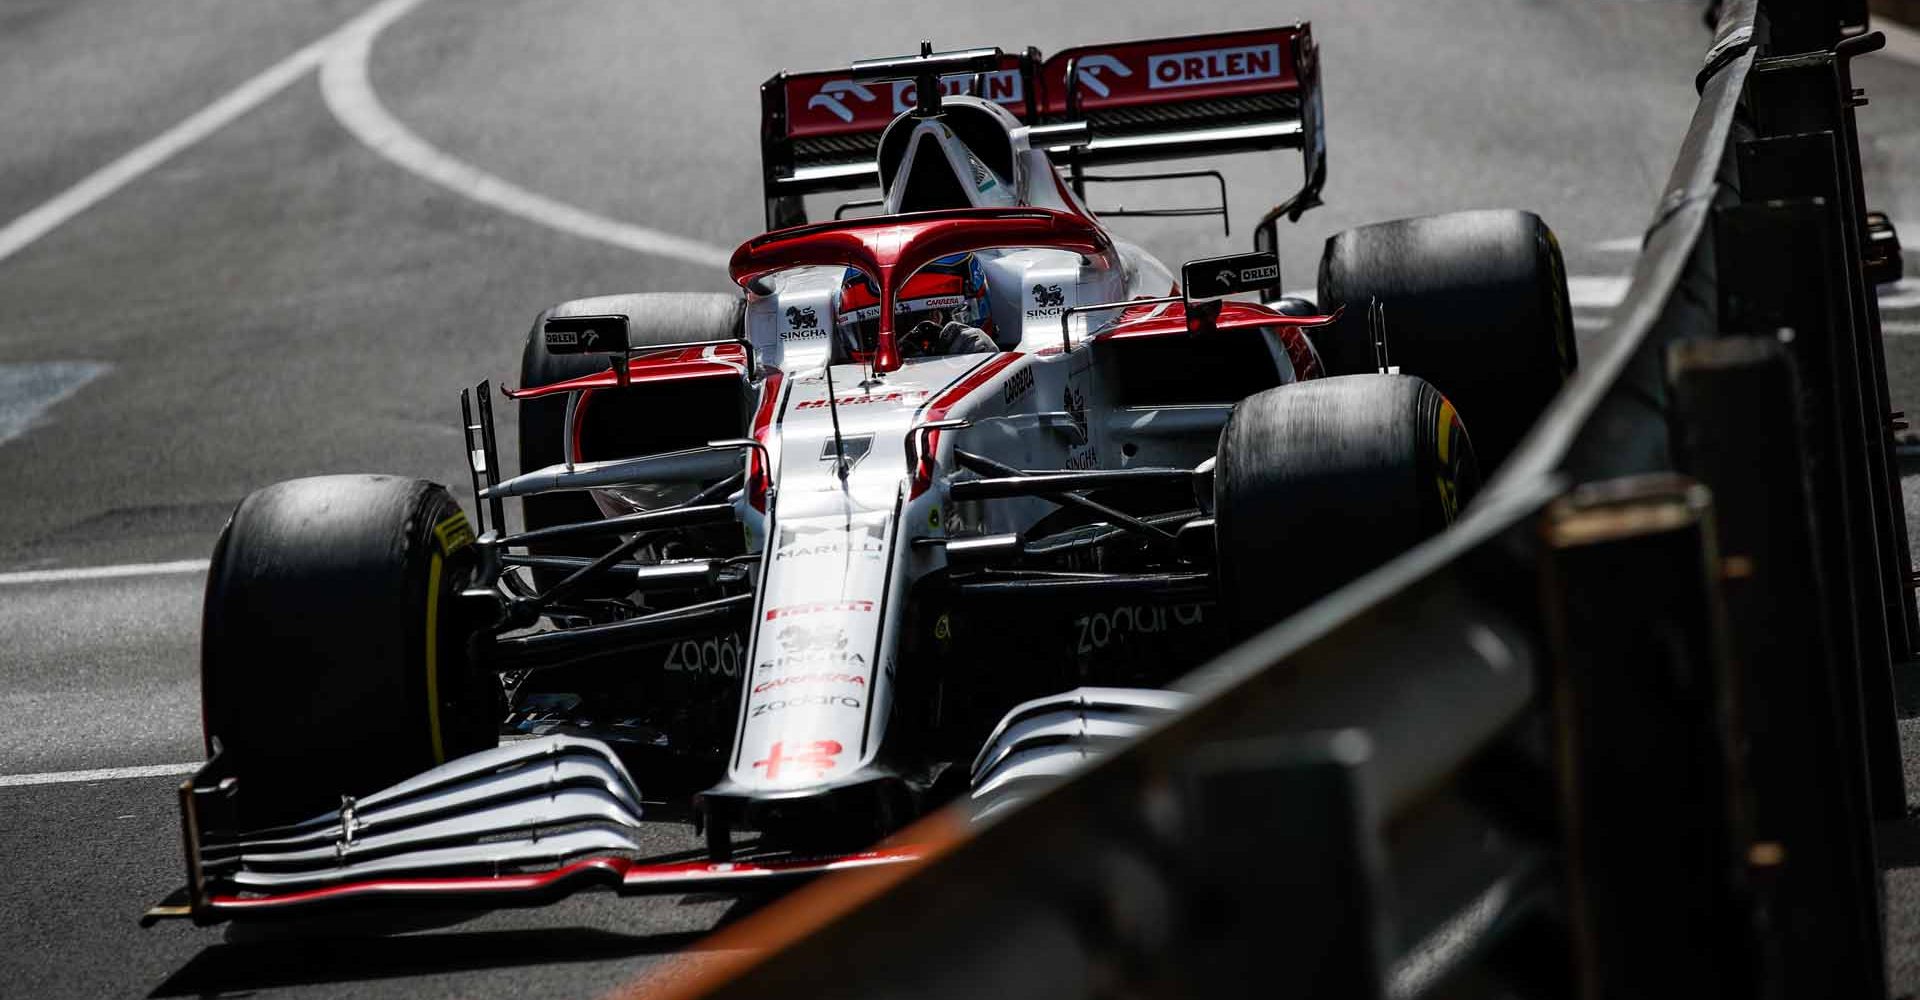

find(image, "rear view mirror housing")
[1181,252,1281,301]
[542,314,631,356]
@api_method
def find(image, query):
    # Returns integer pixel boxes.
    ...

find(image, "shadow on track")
[148,924,717,996]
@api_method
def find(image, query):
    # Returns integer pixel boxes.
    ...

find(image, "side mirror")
[544,313,633,387]
[1180,251,1282,334]
[542,314,631,356]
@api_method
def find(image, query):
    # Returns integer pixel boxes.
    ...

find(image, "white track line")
[0,0,430,267]
[0,763,199,788]
[1590,236,1643,253]
[318,5,733,271]
[0,559,209,587]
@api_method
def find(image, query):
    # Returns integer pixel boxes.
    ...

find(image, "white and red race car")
[148,26,1575,924]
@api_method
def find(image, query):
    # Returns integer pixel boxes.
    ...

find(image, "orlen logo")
[1072,54,1132,97]
[807,80,878,123]
[890,71,1024,113]
[1148,44,1283,90]
[1214,264,1279,286]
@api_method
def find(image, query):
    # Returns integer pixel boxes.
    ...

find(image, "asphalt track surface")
[1,1,1917,996]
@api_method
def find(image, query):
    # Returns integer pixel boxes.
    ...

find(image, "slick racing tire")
[1315,209,1575,472]
[201,475,497,824]
[1213,374,1477,636]
[517,293,746,584]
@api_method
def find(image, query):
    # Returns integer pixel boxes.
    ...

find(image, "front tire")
[1213,375,1477,636]
[201,475,497,823]
[1316,209,1575,472]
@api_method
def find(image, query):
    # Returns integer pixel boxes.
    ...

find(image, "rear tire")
[1213,374,1477,635]
[201,475,497,823]
[1315,209,1575,472]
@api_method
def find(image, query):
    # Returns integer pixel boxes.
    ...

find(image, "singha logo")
[1064,381,1088,437]
[1032,284,1065,308]
[777,623,847,656]
[785,306,818,329]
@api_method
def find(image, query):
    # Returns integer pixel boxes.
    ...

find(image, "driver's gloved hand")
[903,319,998,357]
[940,321,999,355]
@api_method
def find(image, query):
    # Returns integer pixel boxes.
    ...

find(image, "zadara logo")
[766,600,875,621]
[807,80,878,123]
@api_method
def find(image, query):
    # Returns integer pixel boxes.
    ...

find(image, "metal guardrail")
[645,2,1915,997]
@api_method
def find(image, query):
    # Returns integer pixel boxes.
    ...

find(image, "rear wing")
[758,25,1326,250]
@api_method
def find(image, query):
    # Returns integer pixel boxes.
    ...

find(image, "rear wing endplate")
[758,25,1326,249]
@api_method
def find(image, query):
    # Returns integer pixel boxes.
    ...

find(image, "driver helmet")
[835,252,992,359]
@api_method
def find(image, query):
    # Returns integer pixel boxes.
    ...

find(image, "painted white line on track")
[319,4,734,271]
[0,763,199,788]
[0,0,431,267]
[0,361,109,445]
[0,559,209,587]
[1566,275,1630,311]
[1880,277,1920,311]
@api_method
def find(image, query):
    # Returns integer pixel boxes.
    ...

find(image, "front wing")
[142,736,922,926]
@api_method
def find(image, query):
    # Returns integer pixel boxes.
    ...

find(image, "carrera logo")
[1002,366,1034,406]
[752,673,867,694]
[1148,44,1283,90]
[766,600,875,621]
[807,79,878,123]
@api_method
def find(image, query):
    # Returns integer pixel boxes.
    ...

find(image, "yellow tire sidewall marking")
[1436,398,1462,524]
[425,550,446,765]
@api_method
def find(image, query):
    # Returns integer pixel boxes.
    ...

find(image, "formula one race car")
[147,26,1575,925]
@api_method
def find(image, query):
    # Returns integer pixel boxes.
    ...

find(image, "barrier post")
[1542,475,1761,1000]
[1669,336,1885,998]
[1715,190,1908,818]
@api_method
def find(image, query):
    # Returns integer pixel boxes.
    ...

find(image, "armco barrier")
[643,2,1914,997]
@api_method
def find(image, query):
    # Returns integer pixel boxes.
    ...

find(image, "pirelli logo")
[434,512,474,555]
